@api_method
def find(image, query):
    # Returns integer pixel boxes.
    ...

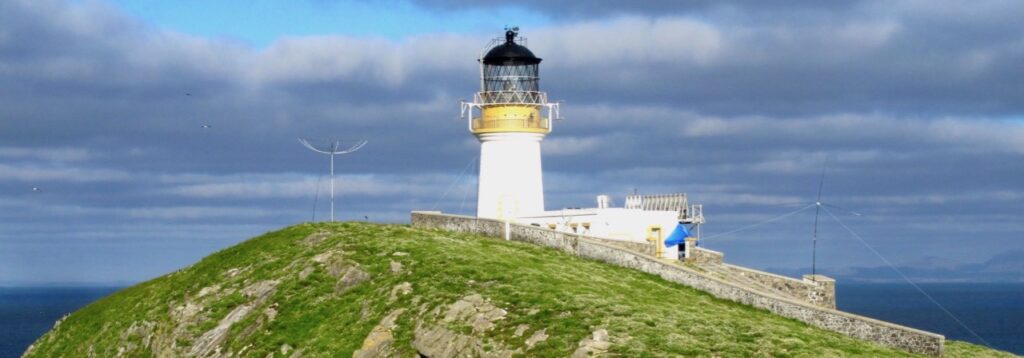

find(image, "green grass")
[24,222,1017,357]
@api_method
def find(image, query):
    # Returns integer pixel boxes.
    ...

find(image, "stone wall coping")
[412,211,486,221]
[409,211,945,352]
[804,274,837,283]
[694,246,724,256]
[719,262,811,286]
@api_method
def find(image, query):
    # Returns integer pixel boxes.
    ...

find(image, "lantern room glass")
[483,63,539,93]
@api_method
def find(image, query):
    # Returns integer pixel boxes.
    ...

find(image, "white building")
[517,194,704,260]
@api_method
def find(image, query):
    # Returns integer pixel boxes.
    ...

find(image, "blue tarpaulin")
[664,223,691,247]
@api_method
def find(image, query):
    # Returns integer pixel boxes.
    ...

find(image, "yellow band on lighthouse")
[471,105,549,134]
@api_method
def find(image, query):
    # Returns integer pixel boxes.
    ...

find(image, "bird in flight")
[201,124,211,129]
[32,187,41,192]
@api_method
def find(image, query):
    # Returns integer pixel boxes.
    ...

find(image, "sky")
[1,0,1022,285]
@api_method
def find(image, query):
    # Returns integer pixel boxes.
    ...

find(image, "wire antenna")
[823,207,992,348]
[299,138,367,222]
[311,173,324,222]
[701,203,816,241]
[430,155,479,211]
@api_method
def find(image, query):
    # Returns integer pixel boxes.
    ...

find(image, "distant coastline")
[766,250,1024,283]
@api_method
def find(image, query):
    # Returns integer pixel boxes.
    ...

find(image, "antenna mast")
[812,158,828,281]
[299,138,367,222]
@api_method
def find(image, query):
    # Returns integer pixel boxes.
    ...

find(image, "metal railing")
[625,193,705,223]
[475,91,547,105]
[461,91,561,131]
[688,204,705,224]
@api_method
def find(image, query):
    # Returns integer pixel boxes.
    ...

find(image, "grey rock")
[513,324,529,337]
[388,282,412,302]
[353,309,404,358]
[303,232,329,247]
[298,266,314,280]
[337,266,371,293]
[189,280,278,357]
[525,329,548,349]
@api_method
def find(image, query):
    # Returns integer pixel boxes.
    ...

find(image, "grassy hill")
[24,222,1013,357]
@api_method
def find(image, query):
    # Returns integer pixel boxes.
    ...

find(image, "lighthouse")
[462,28,560,220]
[442,28,703,261]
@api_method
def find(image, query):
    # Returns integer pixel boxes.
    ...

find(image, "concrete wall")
[411,211,945,356]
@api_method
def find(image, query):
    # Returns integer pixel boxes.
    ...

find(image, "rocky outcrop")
[572,329,611,357]
[442,294,507,333]
[353,309,405,358]
[189,280,279,357]
[303,231,329,247]
[411,294,516,358]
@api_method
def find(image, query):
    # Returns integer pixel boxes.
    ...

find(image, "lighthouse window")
[483,64,539,93]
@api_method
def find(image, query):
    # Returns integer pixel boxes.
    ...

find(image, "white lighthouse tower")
[462,28,560,220]
[442,28,704,261]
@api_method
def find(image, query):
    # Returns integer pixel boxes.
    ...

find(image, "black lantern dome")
[482,30,542,65]
[480,29,542,100]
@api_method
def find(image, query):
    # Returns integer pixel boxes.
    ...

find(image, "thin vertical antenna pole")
[812,158,828,280]
[813,203,820,278]
[330,147,336,222]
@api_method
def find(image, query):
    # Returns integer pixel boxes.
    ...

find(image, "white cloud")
[533,17,724,67]
[543,136,607,156]
[0,147,92,161]
[164,173,458,199]
[846,190,1024,206]
[0,163,131,182]
[679,113,1024,155]
[126,206,279,220]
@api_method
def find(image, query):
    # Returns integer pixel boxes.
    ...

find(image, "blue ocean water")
[0,287,120,358]
[0,284,1021,356]
[838,282,1024,355]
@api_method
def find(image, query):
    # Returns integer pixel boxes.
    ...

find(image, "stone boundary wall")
[411,211,945,356]
[591,237,653,255]
[803,274,836,309]
[692,247,723,264]
[718,263,836,309]
[684,237,835,309]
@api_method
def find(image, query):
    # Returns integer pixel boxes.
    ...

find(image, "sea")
[837,282,1024,355]
[0,283,1022,357]
[0,286,121,358]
